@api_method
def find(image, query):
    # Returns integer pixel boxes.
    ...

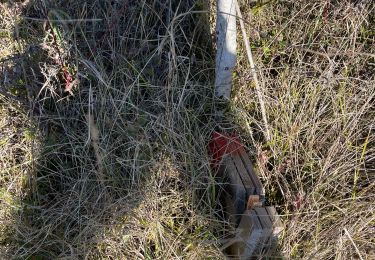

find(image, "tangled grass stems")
[0,0,374,259]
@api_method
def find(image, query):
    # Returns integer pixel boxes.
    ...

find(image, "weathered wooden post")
[215,0,237,100]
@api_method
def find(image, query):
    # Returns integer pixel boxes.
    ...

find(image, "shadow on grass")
[1,0,227,259]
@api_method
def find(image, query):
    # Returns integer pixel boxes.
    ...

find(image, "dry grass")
[0,0,374,259]
[233,0,375,258]
[1,0,223,259]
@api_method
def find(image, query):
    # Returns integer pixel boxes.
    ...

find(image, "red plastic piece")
[209,131,243,169]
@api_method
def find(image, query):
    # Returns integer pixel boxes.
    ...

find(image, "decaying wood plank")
[238,148,265,199]
[238,209,265,259]
[226,207,281,259]
[254,207,273,251]
[219,155,247,224]
[255,207,273,229]
[266,206,283,237]
[224,192,238,226]
[231,153,256,197]
[214,143,282,258]
[264,206,283,255]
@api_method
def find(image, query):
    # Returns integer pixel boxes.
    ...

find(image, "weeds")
[1,0,223,259]
[0,0,374,259]
[233,0,375,258]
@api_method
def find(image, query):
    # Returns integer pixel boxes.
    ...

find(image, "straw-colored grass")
[232,1,375,258]
[0,0,374,259]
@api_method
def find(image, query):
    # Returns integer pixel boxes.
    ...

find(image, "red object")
[63,68,73,93]
[209,131,243,169]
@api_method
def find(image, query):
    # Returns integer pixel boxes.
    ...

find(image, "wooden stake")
[215,0,237,100]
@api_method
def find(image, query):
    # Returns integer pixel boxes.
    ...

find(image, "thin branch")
[234,0,271,141]
[344,228,364,260]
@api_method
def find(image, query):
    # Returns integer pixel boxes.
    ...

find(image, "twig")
[344,228,364,260]
[234,0,270,141]
[24,17,102,23]
[86,113,105,186]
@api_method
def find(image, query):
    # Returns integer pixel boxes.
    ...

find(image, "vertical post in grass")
[215,0,237,100]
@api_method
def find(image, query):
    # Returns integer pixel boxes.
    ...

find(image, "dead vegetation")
[0,0,374,259]
[232,0,375,258]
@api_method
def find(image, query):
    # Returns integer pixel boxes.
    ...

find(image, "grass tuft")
[0,0,374,259]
